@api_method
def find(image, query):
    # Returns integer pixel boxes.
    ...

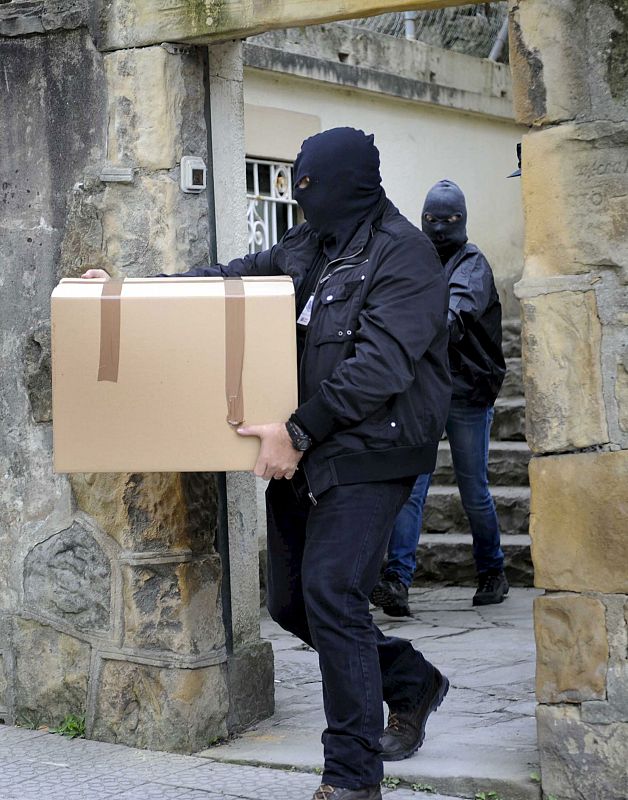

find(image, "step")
[502,318,522,359]
[423,485,530,535]
[433,440,531,487]
[492,397,526,441]
[413,532,534,587]
[501,356,523,399]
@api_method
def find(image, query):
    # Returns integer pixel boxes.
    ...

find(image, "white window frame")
[246,159,298,254]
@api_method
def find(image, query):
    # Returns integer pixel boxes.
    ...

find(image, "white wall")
[244,68,525,317]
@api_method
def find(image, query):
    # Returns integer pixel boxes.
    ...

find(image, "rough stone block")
[529,450,628,593]
[226,641,274,732]
[509,0,627,126]
[0,653,7,711]
[536,704,628,800]
[91,659,228,753]
[521,123,628,278]
[535,594,608,703]
[520,291,609,453]
[104,46,206,171]
[100,174,209,276]
[13,619,90,727]
[23,323,52,423]
[122,557,224,655]
[23,521,112,634]
[433,441,531,487]
[616,355,628,434]
[70,472,218,554]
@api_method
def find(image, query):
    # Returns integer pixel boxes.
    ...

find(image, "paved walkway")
[0,587,541,800]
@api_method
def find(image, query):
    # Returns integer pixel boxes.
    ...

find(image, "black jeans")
[266,476,438,789]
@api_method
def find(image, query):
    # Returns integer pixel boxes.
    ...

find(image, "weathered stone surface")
[0,0,91,38]
[24,522,112,634]
[70,472,218,554]
[535,594,608,703]
[225,472,262,650]
[509,0,627,126]
[246,20,513,121]
[616,352,628,434]
[529,450,628,593]
[536,705,628,800]
[100,175,209,277]
[122,557,224,655]
[501,357,523,399]
[521,123,628,278]
[104,46,206,171]
[501,318,522,359]
[23,323,52,423]
[91,659,228,753]
[0,653,7,711]
[226,641,274,732]
[13,619,90,727]
[96,0,489,50]
[520,291,609,453]
[423,486,529,535]
[413,533,534,587]
[492,398,526,441]
[583,594,628,723]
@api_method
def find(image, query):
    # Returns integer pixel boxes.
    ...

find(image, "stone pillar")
[509,1,628,797]
[207,40,274,731]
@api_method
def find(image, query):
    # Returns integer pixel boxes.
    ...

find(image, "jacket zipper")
[299,244,370,507]
[301,464,317,505]
[319,259,369,286]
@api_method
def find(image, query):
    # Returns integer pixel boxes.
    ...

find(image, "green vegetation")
[50,713,85,739]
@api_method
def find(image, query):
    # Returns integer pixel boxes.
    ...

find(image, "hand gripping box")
[51,277,298,472]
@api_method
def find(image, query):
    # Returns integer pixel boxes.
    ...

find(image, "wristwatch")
[285,419,312,452]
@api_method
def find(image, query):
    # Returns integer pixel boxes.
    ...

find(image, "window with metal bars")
[246,159,300,254]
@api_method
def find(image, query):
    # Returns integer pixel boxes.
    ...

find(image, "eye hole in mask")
[296,175,311,190]
[423,212,463,225]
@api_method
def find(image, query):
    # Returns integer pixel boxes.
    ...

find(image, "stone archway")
[0,1,625,797]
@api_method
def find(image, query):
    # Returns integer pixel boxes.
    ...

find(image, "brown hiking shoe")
[312,784,382,800]
[380,667,449,761]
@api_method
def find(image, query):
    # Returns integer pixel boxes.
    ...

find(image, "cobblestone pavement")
[0,725,460,800]
[202,587,542,800]
[0,587,541,800]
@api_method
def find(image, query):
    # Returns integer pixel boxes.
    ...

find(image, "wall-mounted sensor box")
[180,156,207,193]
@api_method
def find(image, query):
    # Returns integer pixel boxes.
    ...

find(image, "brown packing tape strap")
[97,278,125,382]
[224,278,246,427]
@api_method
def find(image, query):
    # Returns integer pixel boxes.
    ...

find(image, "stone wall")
[0,4,271,750]
[509,1,628,797]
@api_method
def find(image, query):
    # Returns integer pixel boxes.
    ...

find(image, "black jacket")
[175,199,451,499]
[445,243,505,406]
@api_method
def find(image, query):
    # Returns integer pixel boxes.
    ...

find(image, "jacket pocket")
[313,280,362,345]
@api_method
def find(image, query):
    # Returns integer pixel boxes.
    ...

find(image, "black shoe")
[473,569,509,606]
[370,576,410,617]
[380,667,449,761]
[312,784,382,800]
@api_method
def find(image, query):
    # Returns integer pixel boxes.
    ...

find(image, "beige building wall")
[244,68,525,317]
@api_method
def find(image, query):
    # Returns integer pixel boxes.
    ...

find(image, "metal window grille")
[246,159,298,254]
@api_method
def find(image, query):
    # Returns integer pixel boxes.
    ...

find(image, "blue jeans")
[386,402,504,586]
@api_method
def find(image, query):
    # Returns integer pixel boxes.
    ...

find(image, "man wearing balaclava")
[83,129,452,799]
[371,179,507,620]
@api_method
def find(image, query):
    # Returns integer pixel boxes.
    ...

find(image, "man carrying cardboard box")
[83,128,451,800]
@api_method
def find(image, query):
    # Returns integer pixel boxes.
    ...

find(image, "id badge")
[297,293,315,327]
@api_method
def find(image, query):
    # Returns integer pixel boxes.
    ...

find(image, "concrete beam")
[97,0,494,51]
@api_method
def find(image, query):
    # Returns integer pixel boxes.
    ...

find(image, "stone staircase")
[415,319,534,586]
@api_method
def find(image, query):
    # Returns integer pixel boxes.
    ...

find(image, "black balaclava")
[293,127,385,259]
[421,180,468,264]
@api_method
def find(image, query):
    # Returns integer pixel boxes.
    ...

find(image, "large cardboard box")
[52,277,298,472]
